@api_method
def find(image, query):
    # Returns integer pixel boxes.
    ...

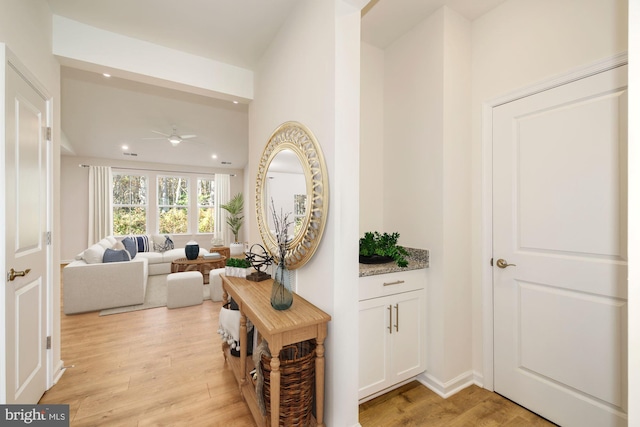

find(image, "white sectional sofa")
[63,235,208,314]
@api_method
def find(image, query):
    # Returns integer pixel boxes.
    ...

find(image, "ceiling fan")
[145,126,197,146]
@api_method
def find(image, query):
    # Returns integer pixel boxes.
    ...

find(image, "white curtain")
[215,174,231,245]
[88,166,113,246]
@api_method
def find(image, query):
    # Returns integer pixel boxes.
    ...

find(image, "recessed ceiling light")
[122,145,128,150]
[233,101,238,104]
[211,154,218,159]
[103,73,111,78]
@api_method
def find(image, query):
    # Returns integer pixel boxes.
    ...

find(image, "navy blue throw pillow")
[135,235,150,252]
[122,237,138,259]
[103,248,131,263]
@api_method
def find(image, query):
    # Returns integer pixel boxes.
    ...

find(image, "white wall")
[0,0,63,394]
[248,1,362,424]
[359,42,384,234]
[381,6,473,393]
[60,155,244,261]
[470,0,628,383]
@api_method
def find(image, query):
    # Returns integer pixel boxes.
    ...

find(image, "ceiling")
[48,0,508,169]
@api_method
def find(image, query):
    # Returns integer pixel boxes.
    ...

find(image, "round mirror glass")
[256,122,329,270]
[265,149,308,242]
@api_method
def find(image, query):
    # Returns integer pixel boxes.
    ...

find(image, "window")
[293,193,307,236]
[157,176,189,234]
[112,174,148,235]
[197,178,215,233]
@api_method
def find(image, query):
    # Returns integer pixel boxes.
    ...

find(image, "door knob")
[7,268,31,281]
[496,259,516,269]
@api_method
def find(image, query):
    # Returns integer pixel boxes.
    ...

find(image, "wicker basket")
[261,340,316,426]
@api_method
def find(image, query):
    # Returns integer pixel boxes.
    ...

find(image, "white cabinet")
[358,269,426,401]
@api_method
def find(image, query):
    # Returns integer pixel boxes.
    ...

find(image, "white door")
[493,65,628,427]
[3,57,50,404]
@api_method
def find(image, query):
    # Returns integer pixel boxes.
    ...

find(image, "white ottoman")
[209,268,226,302]
[167,271,203,309]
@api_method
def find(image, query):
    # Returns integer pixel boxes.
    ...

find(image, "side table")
[210,246,230,260]
[171,256,226,284]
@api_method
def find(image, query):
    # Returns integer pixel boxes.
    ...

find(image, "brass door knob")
[8,268,31,281]
[496,259,516,269]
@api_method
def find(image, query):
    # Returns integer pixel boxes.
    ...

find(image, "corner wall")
[248,1,363,424]
[382,7,473,392]
[359,42,384,234]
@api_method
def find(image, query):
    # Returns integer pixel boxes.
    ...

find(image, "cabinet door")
[390,290,425,383]
[358,297,392,399]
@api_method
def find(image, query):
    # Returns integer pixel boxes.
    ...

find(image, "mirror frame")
[256,122,329,270]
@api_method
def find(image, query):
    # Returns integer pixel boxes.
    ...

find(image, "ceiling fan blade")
[151,130,170,137]
[180,135,197,139]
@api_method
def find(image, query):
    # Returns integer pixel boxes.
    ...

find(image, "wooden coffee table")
[170,256,226,284]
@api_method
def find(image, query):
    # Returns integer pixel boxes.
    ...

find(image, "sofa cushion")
[83,244,105,264]
[135,235,151,252]
[121,236,137,259]
[136,251,164,265]
[103,248,131,263]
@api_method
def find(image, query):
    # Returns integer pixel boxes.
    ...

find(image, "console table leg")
[270,354,281,427]
[239,313,247,385]
[316,332,327,426]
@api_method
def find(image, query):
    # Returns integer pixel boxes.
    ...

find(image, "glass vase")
[271,260,293,310]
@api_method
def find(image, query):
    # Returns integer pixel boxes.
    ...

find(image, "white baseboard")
[417,370,483,399]
[51,359,66,387]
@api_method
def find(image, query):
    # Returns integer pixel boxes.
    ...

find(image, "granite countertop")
[359,247,429,277]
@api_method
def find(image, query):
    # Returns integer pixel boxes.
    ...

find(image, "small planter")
[359,255,394,265]
[224,267,251,278]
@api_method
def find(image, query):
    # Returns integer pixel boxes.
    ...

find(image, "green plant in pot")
[359,231,409,267]
[220,192,244,256]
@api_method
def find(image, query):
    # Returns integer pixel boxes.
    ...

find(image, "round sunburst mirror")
[256,122,329,270]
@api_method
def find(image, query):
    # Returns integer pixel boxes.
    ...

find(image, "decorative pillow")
[112,241,126,251]
[103,248,131,263]
[135,235,151,252]
[121,237,137,259]
[83,244,105,264]
[97,238,114,250]
[153,235,175,253]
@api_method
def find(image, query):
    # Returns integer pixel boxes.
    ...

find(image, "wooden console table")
[220,274,331,427]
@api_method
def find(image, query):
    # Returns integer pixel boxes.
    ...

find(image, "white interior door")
[3,58,50,404]
[493,65,628,427]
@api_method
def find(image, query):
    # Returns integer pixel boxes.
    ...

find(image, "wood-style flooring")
[359,382,557,427]
[40,299,254,426]
[41,279,556,426]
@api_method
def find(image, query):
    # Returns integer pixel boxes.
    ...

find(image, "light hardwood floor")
[359,382,557,427]
[40,299,255,426]
[42,280,555,426]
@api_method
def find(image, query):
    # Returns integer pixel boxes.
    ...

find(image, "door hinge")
[46,127,52,141]
[490,258,493,266]
[46,336,51,350]
[46,231,51,245]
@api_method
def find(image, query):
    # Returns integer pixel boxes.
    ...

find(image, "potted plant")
[220,192,244,256]
[225,257,252,278]
[359,231,409,267]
